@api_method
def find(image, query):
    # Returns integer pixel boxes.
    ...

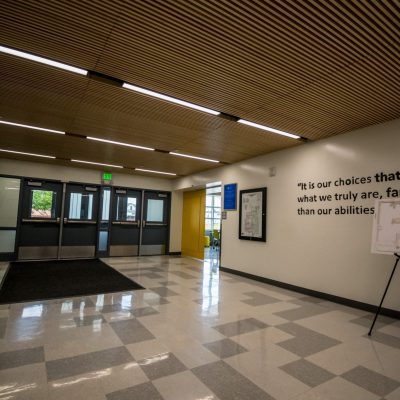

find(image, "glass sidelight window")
[30,189,56,219]
[0,177,20,254]
[116,196,137,221]
[68,193,94,220]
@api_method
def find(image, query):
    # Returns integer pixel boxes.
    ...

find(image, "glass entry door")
[18,180,63,259]
[141,191,170,255]
[109,188,142,256]
[60,184,100,258]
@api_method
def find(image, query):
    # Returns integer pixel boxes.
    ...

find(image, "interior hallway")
[0,256,399,400]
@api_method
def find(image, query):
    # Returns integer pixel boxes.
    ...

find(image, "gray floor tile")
[132,307,159,318]
[56,297,95,310]
[138,352,187,380]
[274,303,330,321]
[46,346,133,381]
[350,315,397,330]
[192,360,275,400]
[0,346,44,370]
[280,359,335,387]
[241,291,281,306]
[106,382,163,400]
[342,366,400,397]
[150,287,179,297]
[74,314,106,327]
[277,322,341,357]
[158,280,178,286]
[110,318,155,344]
[99,303,128,313]
[365,331,400,349]
[204,338,248,359]
[213,318,268,337]
[128,272,163,279]
[0,316,7,338]
[295,296,325,304]
[169,271,197,279]
[144,297,170,306]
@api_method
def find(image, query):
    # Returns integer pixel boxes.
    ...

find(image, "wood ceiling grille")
[0,0,399,176]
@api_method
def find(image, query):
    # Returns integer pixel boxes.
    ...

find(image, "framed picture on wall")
[239,187,267,242]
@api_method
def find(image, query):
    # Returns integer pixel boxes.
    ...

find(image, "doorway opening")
[204,184,221,268]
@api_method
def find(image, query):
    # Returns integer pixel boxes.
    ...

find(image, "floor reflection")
[201,247,220,314]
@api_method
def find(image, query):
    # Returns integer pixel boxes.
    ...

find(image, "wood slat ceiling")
[1,0,399,177]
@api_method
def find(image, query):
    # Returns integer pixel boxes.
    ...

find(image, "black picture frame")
[239,187,267,242]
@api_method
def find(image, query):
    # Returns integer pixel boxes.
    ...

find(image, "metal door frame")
[6,173,172,260]
[140,190,171,256]
[60,182,101,259]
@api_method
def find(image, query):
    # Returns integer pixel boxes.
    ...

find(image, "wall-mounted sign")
[102,172,113,184]
[371,198,400,254]
[239,187,267,242]
[224,183,237,210]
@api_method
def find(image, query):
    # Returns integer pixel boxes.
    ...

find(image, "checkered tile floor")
[0,256,399,399]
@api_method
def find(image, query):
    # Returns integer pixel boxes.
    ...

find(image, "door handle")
[64,218,68,223]
[142,220,146,227]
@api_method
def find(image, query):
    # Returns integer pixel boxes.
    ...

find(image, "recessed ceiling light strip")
[135,168,176,176]
[0,45,88,76]
[0,149,55,159]
[237,119,300,139]
[169,152,219,163]
[0,120,65,134]
[87,136,154,151]
[71,159,123,168]
[122,83,220,116]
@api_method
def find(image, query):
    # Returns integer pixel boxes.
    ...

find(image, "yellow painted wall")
[181,189,205,259]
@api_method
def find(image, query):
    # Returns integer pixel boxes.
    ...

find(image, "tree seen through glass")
[31,190,54,218]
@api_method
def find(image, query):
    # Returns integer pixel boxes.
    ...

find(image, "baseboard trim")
[168,252,182,256]
[220,266,400,319]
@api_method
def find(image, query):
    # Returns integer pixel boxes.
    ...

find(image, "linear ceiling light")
[0,45,88,75]
[71,159,123,168]
[0,120,65,135]
[122,83,220,116]
[169,152,219,163]
[135,168,176,176]
[0,149,55,159]
[87,137,154,151]
[237,119,300,139]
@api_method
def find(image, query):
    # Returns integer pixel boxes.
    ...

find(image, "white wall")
[0,159,182,252]
[174,118,400,311]
[0,159,173,191]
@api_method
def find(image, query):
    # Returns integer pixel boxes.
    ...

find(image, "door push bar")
[22,218,60,223]
[111,221,139,226]
[63,218,97,224]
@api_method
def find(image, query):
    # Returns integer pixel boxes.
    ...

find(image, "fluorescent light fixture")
[237,119,300,139]
[0,45,88,75]
[122,83,220,116]
[0,120,65,135]
[135,168,176,176]
[71,159,123,169]
[87,137,154,151]
[0,149,55,159]
[169,152,219,163]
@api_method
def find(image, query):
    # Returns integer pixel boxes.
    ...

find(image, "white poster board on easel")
[371,199,400,254]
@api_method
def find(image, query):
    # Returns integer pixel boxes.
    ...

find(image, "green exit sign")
[102,172,113,182]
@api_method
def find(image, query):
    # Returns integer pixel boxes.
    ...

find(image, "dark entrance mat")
[0,259,144,304]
